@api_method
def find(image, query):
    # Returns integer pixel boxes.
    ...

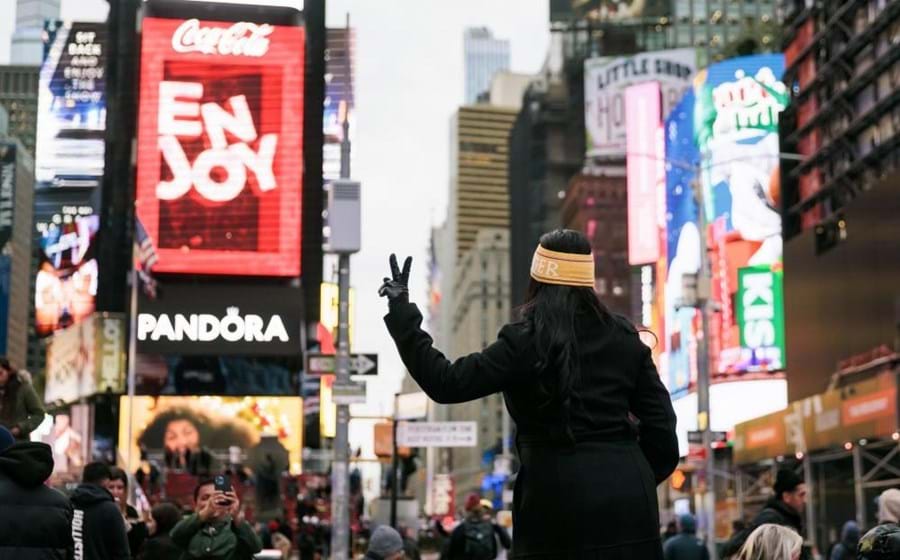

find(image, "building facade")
[0,66,39,157]
[778,0,900,401]
[464,27,510,104]
[11,0,61,65]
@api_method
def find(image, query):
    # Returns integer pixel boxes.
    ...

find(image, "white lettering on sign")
[397,421,478,448]
[137,307,289,343]
[741,272,775,348]
[171,19,274,57]
[157,81,278,203]
[847,397,889,420]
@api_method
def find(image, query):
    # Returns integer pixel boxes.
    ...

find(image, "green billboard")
[736,265,786,371]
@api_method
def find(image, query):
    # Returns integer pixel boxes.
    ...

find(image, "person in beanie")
[0,426,73,559]
[71,462,131,560]
[381,229,678,558]
[857,488,900,560]
[0,359,45,441]
[828,520,859,560]
[443,493,500,560]
[722,468,809,559]
[664,514,709,560]
[365,525,405,560]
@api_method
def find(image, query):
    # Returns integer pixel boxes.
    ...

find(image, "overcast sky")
[0,0,550,418]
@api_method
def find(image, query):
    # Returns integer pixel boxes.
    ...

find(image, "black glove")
[378,254,412,307]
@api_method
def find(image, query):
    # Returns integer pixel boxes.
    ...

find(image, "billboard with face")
[34,189,99,338]
[135,17,305,276]
[120,395,303,474]
[35,21,107,189]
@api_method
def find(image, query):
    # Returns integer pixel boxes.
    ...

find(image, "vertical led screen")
[662,55,789,394]
[135,17,305,276]
[625,81,663,266]
[35,21,107,189]
[34,190,99,338]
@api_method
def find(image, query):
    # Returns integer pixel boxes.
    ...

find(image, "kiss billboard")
[136,17,305,277]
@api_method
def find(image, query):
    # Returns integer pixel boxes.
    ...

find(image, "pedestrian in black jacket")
[380,229,679,559]
[71,462,131,560]
[722,469,810,559]
[0,426,73,560]
[138,502,182,560]
[663,514,709,560]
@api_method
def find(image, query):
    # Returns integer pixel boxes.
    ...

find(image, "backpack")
[463,520,496,560]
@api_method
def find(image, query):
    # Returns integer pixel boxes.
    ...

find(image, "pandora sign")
[136,17,305,277]
[137,284,301,356]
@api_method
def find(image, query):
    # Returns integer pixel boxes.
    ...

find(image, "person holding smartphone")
[170,476,262,560]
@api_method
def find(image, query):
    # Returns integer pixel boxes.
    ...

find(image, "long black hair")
[519,229,614,441]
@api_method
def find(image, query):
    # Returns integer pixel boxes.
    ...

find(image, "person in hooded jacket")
[380,229,679,559]
[827,521,859,560]
[858,488,900,560]
[0,359,45,442]
[71,462,131,560]
[722,469,810,560]
[664,514,709,560]
[0,426,73,560]
[138,502,182,560]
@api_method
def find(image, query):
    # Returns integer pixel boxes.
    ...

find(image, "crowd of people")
[660,468,900,560]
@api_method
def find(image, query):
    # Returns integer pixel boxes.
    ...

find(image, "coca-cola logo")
[171,18,274,57]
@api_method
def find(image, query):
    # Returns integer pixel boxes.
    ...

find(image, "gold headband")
[530,245,595,288]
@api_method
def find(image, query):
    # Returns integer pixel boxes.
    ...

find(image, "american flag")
[134,218,158,298]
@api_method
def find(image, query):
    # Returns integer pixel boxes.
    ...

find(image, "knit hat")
[0,426,14,453]
[367,526,404,558]
[464,492,482,512]
[878,488,900,524]
[774,468,803,498]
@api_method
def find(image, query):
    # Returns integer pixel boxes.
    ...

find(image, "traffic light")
[670,468,691,493]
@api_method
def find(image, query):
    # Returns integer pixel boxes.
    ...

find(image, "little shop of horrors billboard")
[135,16,305,277]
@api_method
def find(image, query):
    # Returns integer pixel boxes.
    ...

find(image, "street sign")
[307,353,378,376]
[396,391,428,420]
[332,380,367,405]
[397,421,478,448]
[687,430,728,445]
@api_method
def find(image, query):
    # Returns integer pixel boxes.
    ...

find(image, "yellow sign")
[320,375,336,438]
[320,283,355,346]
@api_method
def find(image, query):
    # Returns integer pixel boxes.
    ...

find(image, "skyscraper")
[463,27,510,104]
[11,0,62,65]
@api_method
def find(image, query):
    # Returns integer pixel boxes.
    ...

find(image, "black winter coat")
[385,303,679,559]
[70,483,131,560]
[722,498,811,559]
[0,442,73,560]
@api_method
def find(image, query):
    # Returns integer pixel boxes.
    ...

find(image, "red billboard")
[136,17,305,277]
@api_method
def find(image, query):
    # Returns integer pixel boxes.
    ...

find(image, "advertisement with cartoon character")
[661,55,789,394]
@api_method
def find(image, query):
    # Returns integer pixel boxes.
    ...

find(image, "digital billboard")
[0,143,16,250]
[135,17,305,277]
[662,55,789,394]
[34,189,99,338]
[35,21,107,189]
[585,48,696,159]
[136,283,302,356]
[625,81,663,265]
[120,395,303,474]
[323,28,355,181]
[45,313,126,405]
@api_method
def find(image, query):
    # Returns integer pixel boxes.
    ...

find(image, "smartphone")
[213,475,233,506]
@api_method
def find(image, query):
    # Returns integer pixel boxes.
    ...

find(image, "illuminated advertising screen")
[662,55,789,395]
[625,81,663,265]
[119,395,303,474]
[35,21,107,189]
[585,48,696,159]
[34,189,99,338]
[45,313,126,405]
[135,17,305,276]
[136,283,302,356]
[323,28,355,181]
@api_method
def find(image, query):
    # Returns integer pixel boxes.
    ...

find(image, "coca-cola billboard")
[136,17,305,277]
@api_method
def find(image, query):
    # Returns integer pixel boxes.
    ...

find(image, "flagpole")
[125,243,138,486]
